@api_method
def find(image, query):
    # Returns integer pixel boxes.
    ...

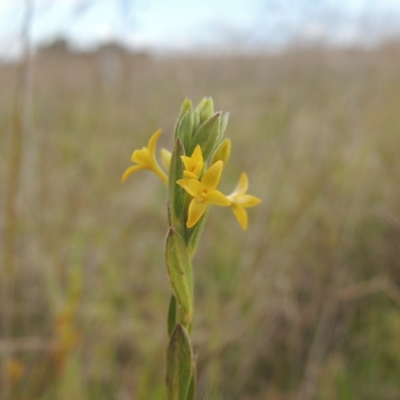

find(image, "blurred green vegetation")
[1,43,400,399]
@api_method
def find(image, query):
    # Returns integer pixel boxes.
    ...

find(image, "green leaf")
[199,97,214,123]
[180,98,193,118]
[168,294,177,337]
[175,99,193,137]
[187,207,209,257]
[166,324,193,400]
[218,112,229,141]
[192,97,211,133]
[188,113,221,160]
[165,229,193,325]
[186,369,196,400]
[193,108,201,135]
[212,138,231,166]
[175,110,194,151]
[168,140,186,232]
[194,97,207,115]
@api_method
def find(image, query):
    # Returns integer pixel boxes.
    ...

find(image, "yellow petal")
[233,173,248,195]
[239,194,261,208]
[181,145,204,178]
[148,129,162,155]
[206,190,231,206]
[191,145,203,165]
[180,155,193,171]
[187,199,208,228]
[161,148,171,170]
[131,148,149,165]
[183,171,199,179]
[231,205,248,230]
[201,161,223,190]
[176,179,202,198]
[121,165,144,183]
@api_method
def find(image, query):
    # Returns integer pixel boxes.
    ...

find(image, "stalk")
[121,97,261,399]
[1,1,33,398]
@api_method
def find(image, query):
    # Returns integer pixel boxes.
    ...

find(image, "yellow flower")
[180,145,204,179]
[177,161,230,228]
[161,148,172,171]
[227,173,261,230]
[121,129,168,185]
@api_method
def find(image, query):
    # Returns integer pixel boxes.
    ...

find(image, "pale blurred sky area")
[1,0,400,59]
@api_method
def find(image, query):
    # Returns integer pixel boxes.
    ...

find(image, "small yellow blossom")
[227,173,261,230]
[180,145,204,179]
[161,148,172,171]
[121,129,168,185]
[177,161,230,228]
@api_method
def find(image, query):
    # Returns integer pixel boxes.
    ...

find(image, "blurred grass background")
[1,40,400,399]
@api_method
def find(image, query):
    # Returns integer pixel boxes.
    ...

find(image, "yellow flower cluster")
[121,130,261,230]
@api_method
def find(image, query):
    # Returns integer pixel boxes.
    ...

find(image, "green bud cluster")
[168,98,230,251]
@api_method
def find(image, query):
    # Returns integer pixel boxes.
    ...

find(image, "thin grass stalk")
[1,1,33,398]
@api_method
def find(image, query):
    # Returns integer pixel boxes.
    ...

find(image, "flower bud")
[212,138,231,165]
